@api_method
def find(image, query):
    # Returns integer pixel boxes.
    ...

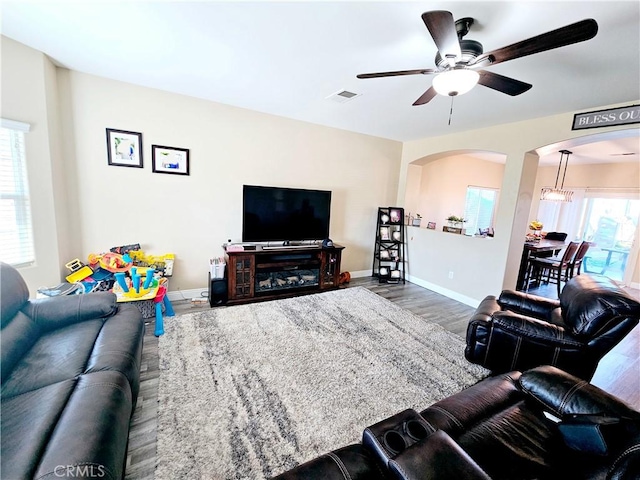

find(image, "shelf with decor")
[372,207,406,284]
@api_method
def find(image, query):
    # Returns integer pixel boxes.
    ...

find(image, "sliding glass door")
[579,197,639,283]
[537,191,639,285]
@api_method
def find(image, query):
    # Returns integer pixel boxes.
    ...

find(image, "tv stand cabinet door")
[320,249,342,289]
[228,254,255,301]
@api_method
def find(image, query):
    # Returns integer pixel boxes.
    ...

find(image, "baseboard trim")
[349,270,372,279]
[407,275,480,308]
[167,288,208,303]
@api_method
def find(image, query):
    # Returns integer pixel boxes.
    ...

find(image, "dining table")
[516,239,567,291]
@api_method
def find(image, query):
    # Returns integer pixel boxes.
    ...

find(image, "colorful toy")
[153,284,175,337]
[64,259,93,283]
[96,252,132,273]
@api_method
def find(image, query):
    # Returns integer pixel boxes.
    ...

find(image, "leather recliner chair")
[465,274,640,380]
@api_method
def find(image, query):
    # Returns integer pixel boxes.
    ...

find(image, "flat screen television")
[242,185,331,243]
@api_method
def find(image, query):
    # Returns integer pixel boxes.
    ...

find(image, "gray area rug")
[156,287,488,479]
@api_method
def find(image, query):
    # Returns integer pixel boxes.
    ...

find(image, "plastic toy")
[64,259,93,283]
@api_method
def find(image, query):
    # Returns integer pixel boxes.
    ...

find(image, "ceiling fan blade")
[413,86,437,106]
[473,18,598,67]
[477,70,532,96]
[422,11,461,66]
[357,69,435,79]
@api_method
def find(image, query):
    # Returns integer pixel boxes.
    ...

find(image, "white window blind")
[463,186,498,235]
[0,118,34,267]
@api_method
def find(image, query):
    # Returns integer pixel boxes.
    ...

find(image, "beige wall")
[406,155,505,230]
[45,61,401,293]
[1,36,69,292]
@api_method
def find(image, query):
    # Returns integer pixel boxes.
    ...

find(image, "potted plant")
[446,215,465,228]
[412,213,422,227]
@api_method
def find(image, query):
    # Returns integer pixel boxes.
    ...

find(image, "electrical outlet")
[448,271,454,279]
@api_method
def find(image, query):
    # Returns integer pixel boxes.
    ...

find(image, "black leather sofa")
[271,365,640,480]
[465,274,640,380]
[1,262,145,479]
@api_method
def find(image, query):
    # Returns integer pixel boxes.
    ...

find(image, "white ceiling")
[2,1,639,164]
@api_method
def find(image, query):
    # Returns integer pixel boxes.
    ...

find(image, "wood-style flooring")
[124,277,640,479]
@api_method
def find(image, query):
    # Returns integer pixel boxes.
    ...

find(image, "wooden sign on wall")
[572,104,640,130]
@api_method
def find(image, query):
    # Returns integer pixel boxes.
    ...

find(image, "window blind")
[0,118,34,267]
[464,186,498,234]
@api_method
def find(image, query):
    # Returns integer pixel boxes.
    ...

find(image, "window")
[463,186,498,235]
[0,119,34,267]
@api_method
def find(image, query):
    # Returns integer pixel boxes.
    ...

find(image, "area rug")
[156,287,488,479]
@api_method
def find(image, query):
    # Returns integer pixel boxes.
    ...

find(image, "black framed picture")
[106,128,143,168]
[152,145,190,175]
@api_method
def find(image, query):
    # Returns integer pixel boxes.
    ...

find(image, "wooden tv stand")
[225,244,344,305]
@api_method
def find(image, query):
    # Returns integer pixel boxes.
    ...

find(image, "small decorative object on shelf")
[444,215,465,234]
[412,213,422,227]
[373,207,406,284]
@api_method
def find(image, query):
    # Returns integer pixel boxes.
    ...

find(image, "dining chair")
[568,241,591,278]
[528,241,580,297]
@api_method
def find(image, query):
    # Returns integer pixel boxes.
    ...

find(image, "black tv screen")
[242,185,331,242]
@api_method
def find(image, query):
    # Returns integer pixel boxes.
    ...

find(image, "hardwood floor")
[124,277,640,479]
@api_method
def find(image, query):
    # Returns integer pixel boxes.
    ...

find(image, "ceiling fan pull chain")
[448,96,454,125]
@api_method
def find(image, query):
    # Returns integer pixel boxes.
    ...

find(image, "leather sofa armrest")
[519,366,640,419]
[388,430,491,480]
[270,444,389,480]
[498,290,560,319]
[22,292,118,332]
[491,311,581,347]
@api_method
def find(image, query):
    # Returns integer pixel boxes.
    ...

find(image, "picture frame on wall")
[151,145,190,176]
[106,128,143,168]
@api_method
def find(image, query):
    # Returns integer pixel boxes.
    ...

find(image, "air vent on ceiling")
[610,152,637,156]
[326,89,361,103]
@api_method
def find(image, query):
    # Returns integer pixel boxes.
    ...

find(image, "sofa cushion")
[1,378,77,479]
[85,304,145,400]
[33,371,133,480]
[22,292,118,332]
[560,275,640,337]
[519,365,640,420]
[1,311,41,385]
[420,372,522,435]
[0,261,30,326]
[2,319,104,397]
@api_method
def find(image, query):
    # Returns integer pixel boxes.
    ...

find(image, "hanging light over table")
[540,149,574,202]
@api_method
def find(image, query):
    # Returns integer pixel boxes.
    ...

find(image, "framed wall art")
[152,145,190,176]
[106,128,143,168]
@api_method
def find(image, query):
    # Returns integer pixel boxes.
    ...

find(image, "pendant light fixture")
[540,149,574,202]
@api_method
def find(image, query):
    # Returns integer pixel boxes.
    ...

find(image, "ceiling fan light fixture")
[432,69,479,96]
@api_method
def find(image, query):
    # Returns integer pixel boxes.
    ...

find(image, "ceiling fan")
[357,11,598,106]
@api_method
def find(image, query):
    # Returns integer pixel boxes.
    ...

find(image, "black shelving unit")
[372,207,406,284]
